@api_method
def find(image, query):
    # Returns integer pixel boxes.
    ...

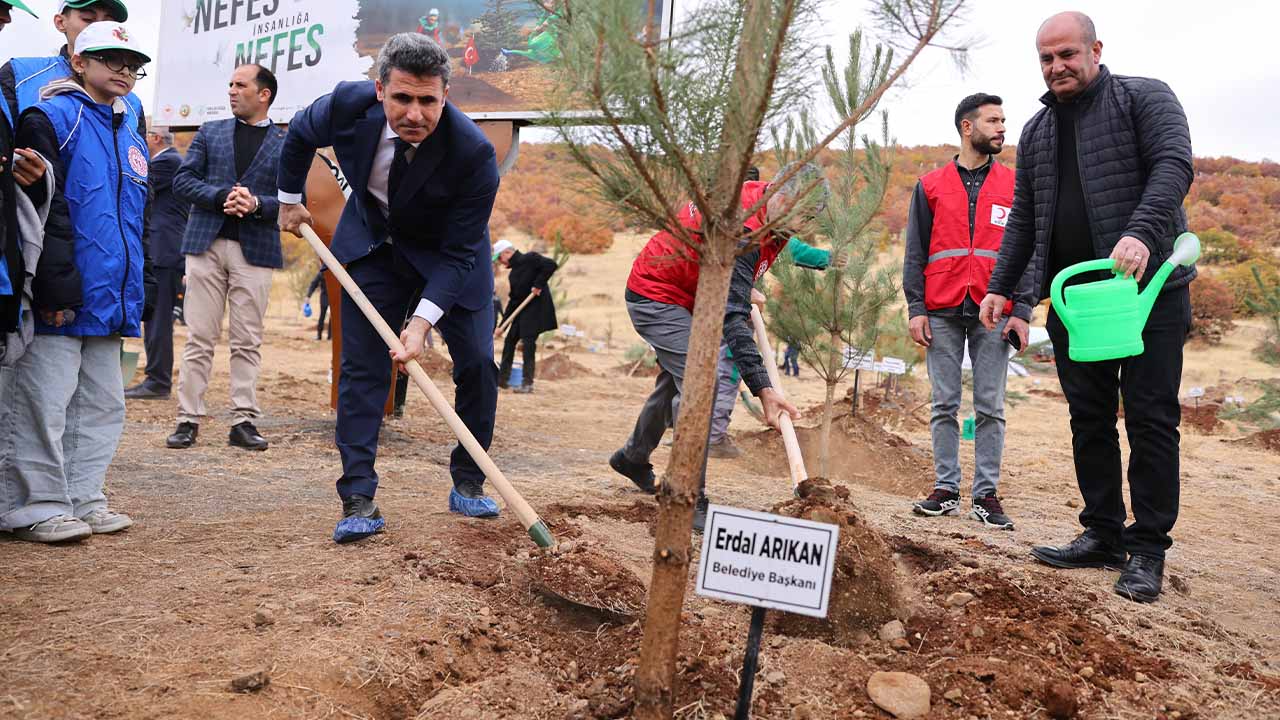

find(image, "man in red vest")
[611,164,819,532]
[902,93,1035,530]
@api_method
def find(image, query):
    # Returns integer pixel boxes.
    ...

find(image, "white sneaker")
[80,508,134,534]
[12,514,92,543]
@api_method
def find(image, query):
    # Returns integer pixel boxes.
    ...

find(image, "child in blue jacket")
[0,21,153,543]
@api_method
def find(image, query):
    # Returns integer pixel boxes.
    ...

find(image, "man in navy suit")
[126,126,188,400]
[168,64,285,453]
[277,33,501,543]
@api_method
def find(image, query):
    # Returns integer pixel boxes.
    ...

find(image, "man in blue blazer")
[126,126,188,399]
[277,33,502,543]
[169,64,285,454]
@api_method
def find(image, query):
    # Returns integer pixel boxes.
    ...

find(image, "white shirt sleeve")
[278,190,304,204]
[413,299,444,326]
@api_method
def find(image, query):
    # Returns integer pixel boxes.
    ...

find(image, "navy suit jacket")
[277,81,499,314]
[148,148,189,269]
[174,118,286,268]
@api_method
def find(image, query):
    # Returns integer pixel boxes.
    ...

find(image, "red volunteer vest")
[626,181,783,311]
[919,161,1015,311]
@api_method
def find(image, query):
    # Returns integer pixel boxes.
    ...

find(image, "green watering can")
[1050,232,1200,362]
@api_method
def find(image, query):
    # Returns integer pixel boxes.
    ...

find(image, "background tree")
[545,2,972,717]
[765,30,901,478]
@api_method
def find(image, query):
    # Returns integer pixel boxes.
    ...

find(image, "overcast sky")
[5,0,1276,160]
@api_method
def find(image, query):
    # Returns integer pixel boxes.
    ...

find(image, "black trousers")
[315,289,330,339]
[1046,285,1191,559]
[141,266,181,392]
[498,331,537,386]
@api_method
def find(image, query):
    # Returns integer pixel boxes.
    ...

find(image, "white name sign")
[695,505,839,618]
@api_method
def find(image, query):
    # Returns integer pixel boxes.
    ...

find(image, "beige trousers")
[177,239,274,425]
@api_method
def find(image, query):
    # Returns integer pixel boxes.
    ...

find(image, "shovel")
[299,225,647,615]
[299,224,555,548]
[494,292,536,338]
[750,306,809,489]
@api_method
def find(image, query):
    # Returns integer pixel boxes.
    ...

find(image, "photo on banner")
[153,1,674,126]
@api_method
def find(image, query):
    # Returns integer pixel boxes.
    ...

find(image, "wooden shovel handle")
[298,224,545,533]
[495,292,537,336]
[750,307,808,487]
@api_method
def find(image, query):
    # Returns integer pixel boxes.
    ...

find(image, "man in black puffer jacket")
[980,11,1194,604]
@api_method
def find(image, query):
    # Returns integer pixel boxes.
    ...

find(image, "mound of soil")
[769,478,906,645]
[539,353,594,381]
[418,349,454,377]
[1232,428,1280,453]
[527,540,647,619]
[738,408,931,497]
[613,360,660,378]
[1181,402,1223,434]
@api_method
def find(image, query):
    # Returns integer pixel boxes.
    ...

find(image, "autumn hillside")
[491,143,1280,321]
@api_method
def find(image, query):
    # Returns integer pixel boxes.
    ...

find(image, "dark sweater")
[216,121,270,242]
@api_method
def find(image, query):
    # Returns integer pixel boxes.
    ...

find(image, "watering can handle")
[1049,259,1118,312]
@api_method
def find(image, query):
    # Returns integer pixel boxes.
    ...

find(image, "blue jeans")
[925,315,1008,498]
[0,335,124,529]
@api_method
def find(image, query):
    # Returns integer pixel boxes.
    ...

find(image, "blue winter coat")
[32,87,149,337]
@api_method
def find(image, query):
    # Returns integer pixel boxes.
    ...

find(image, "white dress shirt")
[279,123,442,326]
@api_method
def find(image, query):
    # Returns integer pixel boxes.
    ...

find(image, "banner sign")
[695,505,839,619]
[154,0,674,127]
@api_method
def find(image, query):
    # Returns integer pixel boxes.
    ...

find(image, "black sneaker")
[229,422,269,451]
[912,488,960,517]
[609,449,656,494]
[692,495,709,534]
[166,422,198,449]
[969,493,1014,530]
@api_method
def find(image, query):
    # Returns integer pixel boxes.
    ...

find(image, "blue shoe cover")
[333,515,385,543]
[449,487,500,518]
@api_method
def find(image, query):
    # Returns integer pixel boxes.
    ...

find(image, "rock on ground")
[866,671,931,719]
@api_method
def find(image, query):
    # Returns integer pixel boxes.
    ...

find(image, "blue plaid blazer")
[173,118,286,269]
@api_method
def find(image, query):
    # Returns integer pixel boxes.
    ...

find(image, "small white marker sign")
[695,505,839,619]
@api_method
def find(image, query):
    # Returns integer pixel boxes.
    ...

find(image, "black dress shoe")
[1114,555,1163,603]
[1030,530,1126,570]
[229,422,269,451]
[342,494,382,520]
[166,422,198,449]
[124,382,170,400]
[609,449,656,494]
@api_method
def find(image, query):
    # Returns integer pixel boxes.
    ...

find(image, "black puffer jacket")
[988,66,1196,301]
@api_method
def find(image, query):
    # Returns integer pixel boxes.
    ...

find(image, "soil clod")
[527,540,646,618]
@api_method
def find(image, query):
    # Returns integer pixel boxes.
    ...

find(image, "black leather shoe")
[124,382,170,400]
[342,494,382,520]
[166,422,198,449]
[1030,530,1126,570]
[1114,555,1163,603]
[609,449,656,494]
[229,422,269,451]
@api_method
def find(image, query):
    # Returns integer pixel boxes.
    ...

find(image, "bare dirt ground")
[2,233,1278,719]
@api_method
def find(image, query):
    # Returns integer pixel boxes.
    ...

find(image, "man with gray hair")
[277,33,502,543]
[610,165,814,532]
[126,125,189,399]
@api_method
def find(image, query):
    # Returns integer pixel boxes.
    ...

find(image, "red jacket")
[920,162,1015,311]
[627,182,783,311]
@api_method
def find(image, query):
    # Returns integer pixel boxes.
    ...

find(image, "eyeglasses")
[85,54,148,79]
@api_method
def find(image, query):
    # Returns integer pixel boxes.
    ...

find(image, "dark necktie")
[387,138,412,208]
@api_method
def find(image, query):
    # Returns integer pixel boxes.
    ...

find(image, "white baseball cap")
[74,20,150,64]
[492,240,514,261]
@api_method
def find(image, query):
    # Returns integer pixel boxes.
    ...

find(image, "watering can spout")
[1137,232,1201,324]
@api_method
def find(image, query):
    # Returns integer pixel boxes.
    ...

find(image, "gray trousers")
[620,298,716,490]
[708,346,738,444]
[0,335,124,529]
[925,314,1009,498]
